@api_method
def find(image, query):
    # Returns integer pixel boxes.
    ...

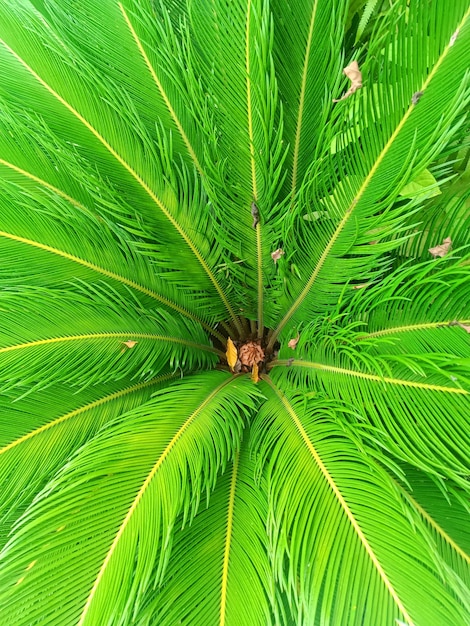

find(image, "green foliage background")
[0,0,469,624]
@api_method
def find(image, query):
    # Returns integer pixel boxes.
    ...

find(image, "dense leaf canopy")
[0,0,469,624]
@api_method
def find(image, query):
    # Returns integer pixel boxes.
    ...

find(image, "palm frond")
[253,380,470,625]
[271,330,470,489]
[0,375,174,549]
[0,1,240,329]
[0,372,259,626]
[269,3,470,348]
[271,0,348,201]
[0,285,218,391]
[0,1,469,622]
[188,0,285,330]
[136,439,275,625]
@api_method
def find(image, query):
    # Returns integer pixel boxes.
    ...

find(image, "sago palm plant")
[0,0,469,624]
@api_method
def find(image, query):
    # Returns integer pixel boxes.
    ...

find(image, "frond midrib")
[0,332,222,357]
[0,375,174,456]
[219,451,239,626]
[263,376,415,625]
[76,374,238,625]
[271,360,468,394]
[289,0,319,204]
[393,478,470,565]
[269,6,470,348]
[245,0,263,336]
[0,35,241,333]
[0,228,225,343]
[363,320,470,339]
[118,3,204,178]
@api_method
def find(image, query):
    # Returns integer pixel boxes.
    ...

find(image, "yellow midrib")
[0,375,173,456]
[272,360,468,394]
[0,331,221,356]
[0,158,89,213]
[290,0,319,204]
[264,377,416,626]
[245,0,263,336]
[270,6,470,347]
[0,36,240,333]
[119,4,204,178]
[77,375,235,625]
[0,229,224,343]
[364,320,470,338]
[394,480,470,566]
[219,451,240,626]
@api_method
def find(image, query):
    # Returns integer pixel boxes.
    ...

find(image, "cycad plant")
[0,0,469,624]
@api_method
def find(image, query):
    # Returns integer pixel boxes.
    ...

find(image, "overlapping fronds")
[252,383,470,625]
[269,1,470,347]
[135,440,275,626]
[0,375,174,550]
[0,0,469,624]
[0,373,259,625]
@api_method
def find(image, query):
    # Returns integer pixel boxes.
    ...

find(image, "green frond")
[252,381,470,625]
[393,465,470,568]
[0,161,227,338]
[1,1,469,622]
[270,3,470,347]
[271,0,348,201]
[271,335,470,489]
[0,1,240,327]
[348,253,470,335]
[188,0,285,328]
[0,372,259,626]
[0,375,173,549]
[0,286,218,391]
[136,440,275,626]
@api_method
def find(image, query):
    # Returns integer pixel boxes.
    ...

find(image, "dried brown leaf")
[288,334,299,350]
[251,362,259,383]
[226,337,238,371]
[122,340,138,349]
[271,248,284,264]
[459,323,470,333]
[429,237,452,259]
[333,61,362,102]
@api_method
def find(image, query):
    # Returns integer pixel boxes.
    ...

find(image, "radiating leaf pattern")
[0,0,469,624]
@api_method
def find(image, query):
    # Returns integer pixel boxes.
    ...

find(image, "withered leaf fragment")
[271,248,284,264]
[333,61,362,102]
[226,337,238,372]
[450,29,459,46]
[411,91,423,105]
[122,340,138,349]
[458,323,470,333]
[251,202,260,228]
[251,362,259,383]
[288,334,299,350]
[429,237,452,259]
